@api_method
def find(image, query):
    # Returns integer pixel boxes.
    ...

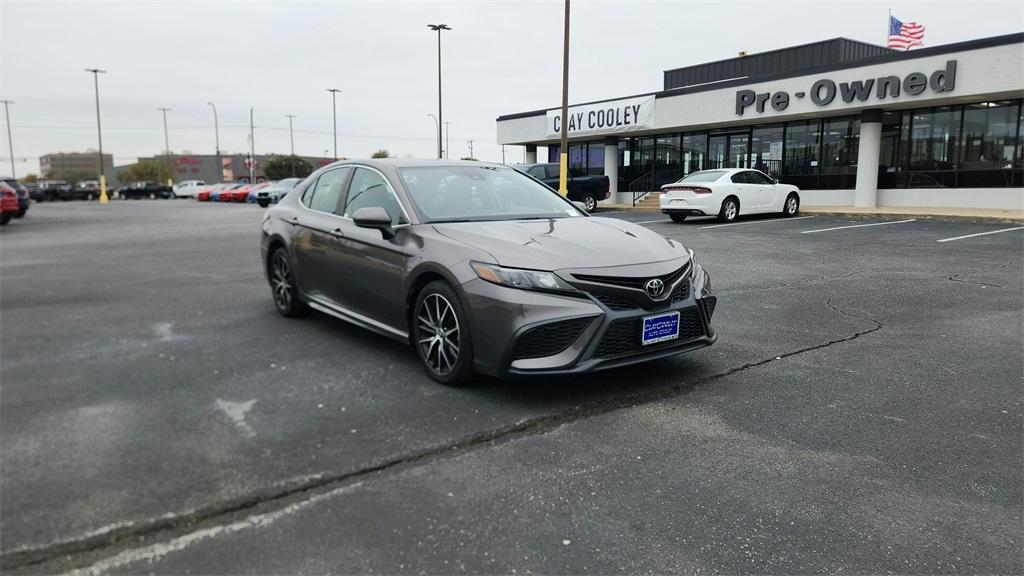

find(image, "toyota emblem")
[644,278,665,298]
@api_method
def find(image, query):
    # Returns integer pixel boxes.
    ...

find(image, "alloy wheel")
[583,195,596,212]
[786,196,798,215]
[271,252,293,311]
[417,293,460,376]
[725,200,737,220]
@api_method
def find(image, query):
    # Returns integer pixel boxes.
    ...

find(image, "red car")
[236,182,270,202]
[223,184,251,202]
[1,181,20,225]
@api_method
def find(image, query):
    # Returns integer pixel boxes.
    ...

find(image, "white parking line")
[801,219,917,234]
[634,218,672,224]
[699,215,815,230]
[936,226,1024,243]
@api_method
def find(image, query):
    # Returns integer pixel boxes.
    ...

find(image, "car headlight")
[471,261,577,294]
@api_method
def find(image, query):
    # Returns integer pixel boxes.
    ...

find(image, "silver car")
[260,159,716,386]
[255,178,303,207]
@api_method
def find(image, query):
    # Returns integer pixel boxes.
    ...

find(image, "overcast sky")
[1,0,1021,175]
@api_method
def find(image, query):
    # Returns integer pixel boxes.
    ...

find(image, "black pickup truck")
[121,181,173,200]
[515,163,610,212]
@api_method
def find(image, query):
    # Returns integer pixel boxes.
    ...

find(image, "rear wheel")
[581,193,597,212]
[269,248,307,317]
[718,197,739,222]
[86,193,95,201]
[257,200,269,208]
[413,281,474,387]
[669,213,687,223]
[783,193,800,216]
[1,213,11,225]
[15,207,26,218]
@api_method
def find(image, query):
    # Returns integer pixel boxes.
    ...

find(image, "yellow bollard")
[558,152,569,197]
[99,174,108,204]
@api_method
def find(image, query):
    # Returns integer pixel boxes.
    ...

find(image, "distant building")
[40,152,113,178]
[120,153,336,185]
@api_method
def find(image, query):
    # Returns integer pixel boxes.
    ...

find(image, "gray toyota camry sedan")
[261,159,716,386]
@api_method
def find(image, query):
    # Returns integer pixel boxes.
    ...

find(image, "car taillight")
[664,186,712,194]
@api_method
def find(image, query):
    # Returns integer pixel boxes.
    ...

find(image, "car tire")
[86,193,95,201]
[1,213,10,225]
[669,213,687,223]
[413,280,474,387]
[269,248,308,318]
[783,193,800,217]
[581,193,597,212]
[16,208,26,218]
[718,197,739,222]
[257,200,269,208]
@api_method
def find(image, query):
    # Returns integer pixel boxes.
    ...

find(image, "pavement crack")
[1,297,884,575]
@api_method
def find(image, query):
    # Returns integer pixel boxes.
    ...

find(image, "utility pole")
[558,0,571,196]
[502,144,506,165]
[157,107,172,185]
[443,121,451,159]
[207,102,221,182]
[285,114,297,177]
[1,100,14,178]
[85,68,109,203]
[467,139,474,160]
[326,88,341,159]
[249,107,255,183]
[427,24,451,159]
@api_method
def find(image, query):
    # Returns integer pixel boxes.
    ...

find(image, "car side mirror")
[773,178,779,184]
[352,206,396,239]
[572,201,589,213]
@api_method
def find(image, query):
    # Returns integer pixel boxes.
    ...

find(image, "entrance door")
[708,133,750,170]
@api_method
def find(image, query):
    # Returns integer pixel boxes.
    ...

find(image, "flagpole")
[887,9,891,45]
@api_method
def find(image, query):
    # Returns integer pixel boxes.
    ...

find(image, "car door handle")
[330,227,345,238]
[286,215,300,225]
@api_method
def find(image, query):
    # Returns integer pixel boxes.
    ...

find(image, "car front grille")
[572,261,691,290]
[592,293,638,311]
[671,282,690,303]
[594,308,704,358]
[512,317,594,360]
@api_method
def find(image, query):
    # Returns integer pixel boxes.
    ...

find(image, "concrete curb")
[800,208,1024,224]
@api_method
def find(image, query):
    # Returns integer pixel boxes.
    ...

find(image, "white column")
[854,110,882,208]
[604,137,620,204]
[525,144,537,164]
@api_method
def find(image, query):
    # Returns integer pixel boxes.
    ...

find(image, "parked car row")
[195,178,302,207]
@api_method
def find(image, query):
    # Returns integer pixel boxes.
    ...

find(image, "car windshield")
[399,165,584,223]
[678,170,727,183]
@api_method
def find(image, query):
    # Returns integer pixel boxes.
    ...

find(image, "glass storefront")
[545,99,1022,190]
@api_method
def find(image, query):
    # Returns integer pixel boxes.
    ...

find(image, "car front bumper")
[460,265,716,378]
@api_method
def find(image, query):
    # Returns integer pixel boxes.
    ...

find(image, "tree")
[120,159,174,183]
[262,155,313,180]
[371,149,391,158]
[21,173,39,183]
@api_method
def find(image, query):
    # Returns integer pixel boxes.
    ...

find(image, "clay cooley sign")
[546,95,655,138]
[735,60,958,115]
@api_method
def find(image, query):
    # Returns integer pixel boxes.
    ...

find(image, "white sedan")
[659,168,800,223]
[172,180,208,199]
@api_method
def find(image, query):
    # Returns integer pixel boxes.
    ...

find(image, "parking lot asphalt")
[1,201,1021,574]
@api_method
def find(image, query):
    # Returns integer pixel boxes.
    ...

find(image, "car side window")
[304,167,350,213]
[343,167,404,225]
[527,166,546,179]
[747,171,773,185]
[730,172,749,184]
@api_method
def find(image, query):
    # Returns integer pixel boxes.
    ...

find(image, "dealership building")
[496,33,1023,210]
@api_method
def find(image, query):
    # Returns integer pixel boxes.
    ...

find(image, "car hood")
[433,216,688,271]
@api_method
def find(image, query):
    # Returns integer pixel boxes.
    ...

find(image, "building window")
[958,101,1019,187]
[587,142,605,175]
[782,119,821,189]
[749,124,784,179]
[681,133,707,175]
[654,134,682,187]
[820,117,859,189]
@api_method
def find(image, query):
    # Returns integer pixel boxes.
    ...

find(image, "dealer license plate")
[641,311,680,346]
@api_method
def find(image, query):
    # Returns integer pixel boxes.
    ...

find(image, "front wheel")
[257,200,269,208]
[718,197,739,222]
[1,213,11,225]
[269,248,307,317]
[783,193,800,216]
[581,193,597,212]
[413,281,474,387]
[669,213,687,223]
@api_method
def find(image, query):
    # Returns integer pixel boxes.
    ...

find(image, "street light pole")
[157,107,172,185]
[443,121,451,159]
[85,68,108,203]
[427,24,451,160]
[558,0,571,196]
[326,88,341,159]
[1,100,14,178]
[207,102,221,182]
[285,114,297,177]
[249,107,255,183]
[427,114,439,157]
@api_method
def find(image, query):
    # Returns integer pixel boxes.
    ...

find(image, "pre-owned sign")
[735,60,958,115]
[546,95,655,138]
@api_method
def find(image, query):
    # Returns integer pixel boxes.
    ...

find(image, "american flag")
[888,15,925,50]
